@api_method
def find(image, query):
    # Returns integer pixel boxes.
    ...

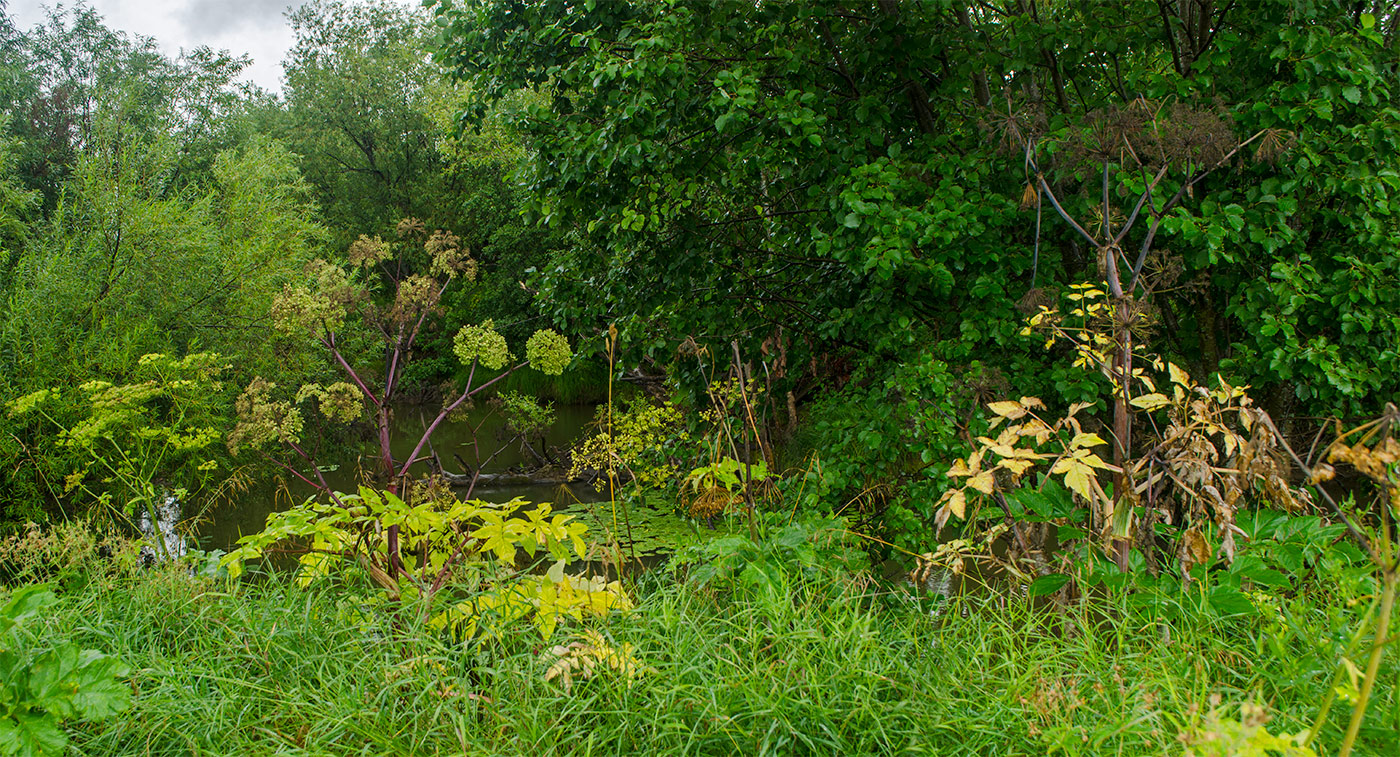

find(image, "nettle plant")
[228,219,574,577]
[931,284,1305,586]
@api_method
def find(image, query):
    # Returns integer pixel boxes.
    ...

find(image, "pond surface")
[192,402,737,565]
[196,403,606,551]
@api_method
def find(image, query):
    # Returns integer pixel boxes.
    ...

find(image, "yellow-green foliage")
[222,486,629,641]
[569,398,686,490]
[543,628,649,692]
[433,571,632,641]
[453,320,511,371]
[6,352,228,519]
[1179,702,1314,756]
[525,329,573,375]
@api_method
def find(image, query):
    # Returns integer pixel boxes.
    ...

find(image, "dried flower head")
[396,217,426,238]
[228,378,303,454]
[387,274,443,325]
[348,235,392,268]
[426,230,476,281]
[271,285,345,336]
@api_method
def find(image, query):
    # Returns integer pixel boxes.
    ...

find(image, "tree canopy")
[433,0,1400,421]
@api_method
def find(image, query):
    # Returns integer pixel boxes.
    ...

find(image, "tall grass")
[25,562,1395,756]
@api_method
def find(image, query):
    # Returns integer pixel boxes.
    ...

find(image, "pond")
[191,402,726,563]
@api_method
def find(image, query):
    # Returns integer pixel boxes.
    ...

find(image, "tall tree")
[433,0,1400,420]
[281,0,446,240]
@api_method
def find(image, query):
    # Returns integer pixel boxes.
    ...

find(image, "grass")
[14,554,1395,756]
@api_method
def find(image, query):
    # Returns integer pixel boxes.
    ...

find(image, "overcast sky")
[8,0,418,93]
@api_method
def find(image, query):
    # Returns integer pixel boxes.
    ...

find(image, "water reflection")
[196,402,603,551]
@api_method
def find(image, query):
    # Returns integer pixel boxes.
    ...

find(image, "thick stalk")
[1112,294,1133,571]
[1339,568,1396,756]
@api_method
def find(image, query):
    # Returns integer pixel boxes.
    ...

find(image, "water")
[195,402,605,551]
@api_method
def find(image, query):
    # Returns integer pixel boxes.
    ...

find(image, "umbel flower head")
[295,382,364,423]
[526,330,573,376]
[454,321,511,370]
[426,230,476,281]
[347,234,392,268]
[387,274,442,325]
[228,378,304,454]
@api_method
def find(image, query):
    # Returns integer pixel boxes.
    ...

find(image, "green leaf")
[1207,585,1255,617]
[69,653,132,720]
[0,711,69,757]
[0,586,58,632]
[1027,574,1071,598]
[1341,85,1361,104]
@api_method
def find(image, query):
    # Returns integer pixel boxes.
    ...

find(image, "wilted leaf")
[987,401,1028,419]
[1168,362,1191,388]
[946,458,972,478]
[997,458,1036,475]
[942,489,967,519]
[1130,393,1171,410]
[968,470,995,495]
[1181,529,1211,571]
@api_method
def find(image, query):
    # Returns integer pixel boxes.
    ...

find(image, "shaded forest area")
[2,1,1400,754]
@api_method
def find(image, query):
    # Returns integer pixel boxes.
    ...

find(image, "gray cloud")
[177,0,294,37]
[10,0,414,93]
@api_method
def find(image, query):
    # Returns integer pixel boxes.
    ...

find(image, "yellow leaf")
[1130,393,1170,410]
[1019,396,1046,410]
[997,458,1036,475]
[1052,458,1096,502]
[946,458,971,478]
[968,470,995,495]
[945,489,967,519]
[1168,362,1191,388]
[967,449,983,472]
[1079,451,1114,470]
[1066,401,1094,417]
[1071,432,1108,448]
[987,401,1028,419]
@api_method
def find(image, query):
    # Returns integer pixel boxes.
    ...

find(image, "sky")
[8,0,418,93]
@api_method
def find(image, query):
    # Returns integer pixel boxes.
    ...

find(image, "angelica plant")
[229,219,573,577]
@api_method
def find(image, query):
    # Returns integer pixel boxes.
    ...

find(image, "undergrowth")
[11,556,1394,756]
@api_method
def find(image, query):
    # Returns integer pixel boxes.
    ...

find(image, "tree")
[434,0,1400,546]
[229,219,573,577]
[3,3,261,205]
[280,0,447,240]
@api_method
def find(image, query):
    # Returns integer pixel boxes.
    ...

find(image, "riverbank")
[11,537,1397,755]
